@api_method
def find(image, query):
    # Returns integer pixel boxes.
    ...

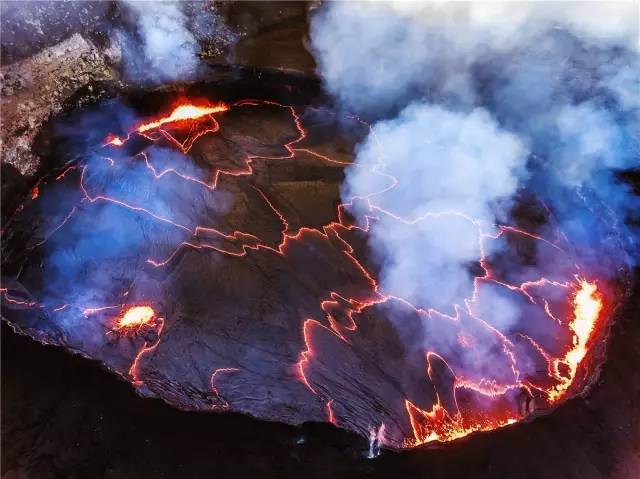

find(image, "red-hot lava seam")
[210,367,242,409]
[128,315,165,386]
[1,99,607,448]
[326,399,338,425]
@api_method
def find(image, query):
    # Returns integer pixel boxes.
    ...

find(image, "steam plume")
[118,1,233,84]
[311,2,639,325]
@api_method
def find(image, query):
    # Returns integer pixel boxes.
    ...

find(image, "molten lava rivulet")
[1,97,613,449]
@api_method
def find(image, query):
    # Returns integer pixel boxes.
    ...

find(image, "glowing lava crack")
[1,97,613,450]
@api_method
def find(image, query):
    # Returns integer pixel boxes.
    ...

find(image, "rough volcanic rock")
[0,33,121,176]
[0,1,315,179]
[1,86,623,449]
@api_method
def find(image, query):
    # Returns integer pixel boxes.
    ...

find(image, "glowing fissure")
[105,102,229,149]
[136,103,229,132]
[401,279,603,446]
[2,98,609,449]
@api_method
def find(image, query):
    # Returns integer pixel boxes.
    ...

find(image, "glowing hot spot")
[549,279,603,401]
[104,134,125,147]
[116,305,156,330]
[136,103,229,133]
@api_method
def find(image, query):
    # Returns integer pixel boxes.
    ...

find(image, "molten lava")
[549,279,604,401]
[136,103,229,133]
[115,305,156,330]
[104,102,229,147]
[403,278,604,446]
[104,134,125,147]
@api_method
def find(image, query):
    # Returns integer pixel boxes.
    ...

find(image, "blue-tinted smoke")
[29,101,226,339]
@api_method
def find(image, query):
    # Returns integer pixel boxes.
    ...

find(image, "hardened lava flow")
[0,96,614,450]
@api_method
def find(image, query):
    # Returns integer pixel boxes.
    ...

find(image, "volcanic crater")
[0,71,628,451]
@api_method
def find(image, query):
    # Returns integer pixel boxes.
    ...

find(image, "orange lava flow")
[115,305,156,330]
[404,279,604,446]
[548,279,603,401]
[104,102,229,147]
[136,103,229,133]
[405,398,519,447]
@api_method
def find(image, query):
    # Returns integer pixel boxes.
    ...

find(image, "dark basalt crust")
[1,69,630,452]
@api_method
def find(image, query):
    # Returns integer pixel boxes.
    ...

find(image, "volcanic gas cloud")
[1,3,638,450]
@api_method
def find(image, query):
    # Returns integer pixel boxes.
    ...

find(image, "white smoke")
[124,1,198,82]
[555,102,626,187]
[311,2,638,113]
[346,104,527,312]
[119,1,234,84]
[311,2,639,324]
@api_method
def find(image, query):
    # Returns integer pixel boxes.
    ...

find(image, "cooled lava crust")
[0,75,625,450]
